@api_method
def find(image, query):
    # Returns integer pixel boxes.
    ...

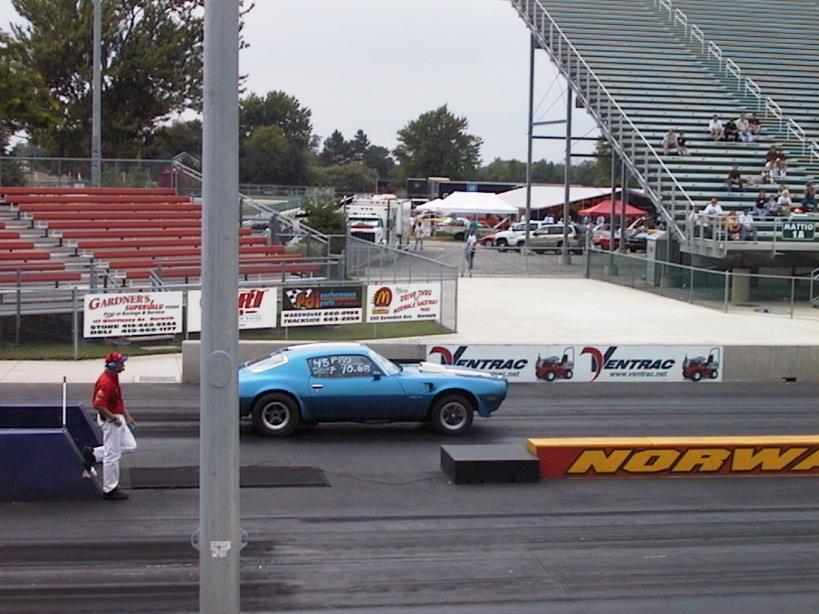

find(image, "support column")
[561,86,572,265]
[605,140,618,276]
[731,268,751,304]
[619,158,628,253]
[524,36,535,251]
[91,0,102,186]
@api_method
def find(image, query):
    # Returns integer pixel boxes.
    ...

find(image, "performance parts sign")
[186,288,278,333]
[366,283,441,322]
[425,345,724,383]
[281,286,363,327]
[84,291,183,338]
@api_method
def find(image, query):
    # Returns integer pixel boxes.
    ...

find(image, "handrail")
[514,0,690,242]
[811,267,819,305]
[653,0,819,164]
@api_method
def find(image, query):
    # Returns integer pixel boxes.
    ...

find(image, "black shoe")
[82,447,96,472]
[103,488,129,501]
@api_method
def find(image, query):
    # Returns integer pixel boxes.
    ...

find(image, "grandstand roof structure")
[509,0,819,269]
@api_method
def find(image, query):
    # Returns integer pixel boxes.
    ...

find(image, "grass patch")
[0,321,451,360]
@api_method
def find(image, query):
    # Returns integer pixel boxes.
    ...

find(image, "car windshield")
[245,352,287,373]
[368,348,402,375]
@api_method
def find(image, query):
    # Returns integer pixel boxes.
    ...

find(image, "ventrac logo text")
[581,346,675,382]
[429,346,528,371]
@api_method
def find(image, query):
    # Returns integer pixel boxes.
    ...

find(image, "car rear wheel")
[252,392,300,437]
[454,232,465,241]
[496,238,508,252]
[431,394,474,435]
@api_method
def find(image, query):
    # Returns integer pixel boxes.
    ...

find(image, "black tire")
[430,393,474,436]
[564,369,574,380]
[497,238,508,252]
[545,371,556,382]
[454,232,464,241]
[690,371,702,382]
[534,249,546,255]
[251,392,300,437]
[709,370,719,379]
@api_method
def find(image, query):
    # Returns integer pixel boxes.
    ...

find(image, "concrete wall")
[181,341,819,384]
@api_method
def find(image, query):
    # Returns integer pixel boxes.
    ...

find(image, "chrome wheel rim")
[261,401,291,431]
[440,401,468,430]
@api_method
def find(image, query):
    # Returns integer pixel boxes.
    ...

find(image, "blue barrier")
[0,404,102,502]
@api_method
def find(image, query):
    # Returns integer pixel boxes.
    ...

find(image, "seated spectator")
[748,113,762,137]
[725,211,741,240]
[725,165,746,191]
[778,189,793,217]
[687,206,704,237]
[676,132,689,155]
[765,194,780,217]
[723,120,740,141]
[773,157,788,179]
[765,144,782,165]
[738,209,757,241]
[753,192,768,219]
[803,182,817,213]
[735,114,751,142]
[754,167,773,184]
[708,115,724,140]
[662,128,679,154]
[703,197,725,237]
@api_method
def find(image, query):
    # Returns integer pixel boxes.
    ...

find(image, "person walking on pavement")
[83,352,137,500]
[463,232,477,277]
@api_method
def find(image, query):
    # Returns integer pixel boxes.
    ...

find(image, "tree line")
[0,0,610,191]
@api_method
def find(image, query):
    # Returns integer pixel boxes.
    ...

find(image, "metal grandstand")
[510,0,819,268]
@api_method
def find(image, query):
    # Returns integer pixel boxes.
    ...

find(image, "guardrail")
[654,0,819,164]
[512,0,692,244]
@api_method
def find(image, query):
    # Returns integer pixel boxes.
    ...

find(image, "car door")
[307,354,405,421]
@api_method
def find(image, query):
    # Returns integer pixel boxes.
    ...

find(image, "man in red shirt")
[83,352,138,500]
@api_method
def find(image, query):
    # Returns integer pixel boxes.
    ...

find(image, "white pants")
[93,416,137,493]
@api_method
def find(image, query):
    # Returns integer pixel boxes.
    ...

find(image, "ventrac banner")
[425,345,724,383]
[281,286,363,327]
[84,291,183,338]
[186,288,278,333]
[366,282,441,323]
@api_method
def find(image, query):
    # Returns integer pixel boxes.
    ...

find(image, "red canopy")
[578,199,645,218]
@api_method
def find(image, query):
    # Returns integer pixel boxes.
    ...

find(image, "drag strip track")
[1,382,819,612]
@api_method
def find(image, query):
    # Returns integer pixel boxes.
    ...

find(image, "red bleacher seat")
[124,262,321,281]
[44,220,202,230]
[0,231,20,239]
[0,241,35,251]
[0,261,66,273]
[0,271,81,285]
[18,203,200,213]
[6,195,190,204]
[58,227,251,240]
[0,251,50,261]
[75,236,264,251]
[91,245,286,260]
[105,254,295,271]
[0,187,175,196]
[31,211,200,221]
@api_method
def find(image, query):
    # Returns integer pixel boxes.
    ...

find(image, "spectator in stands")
[703,197,725,237]
[738,209,757,241]
[765,193,780,217]
[773,157,788,179]
[687,206,704,237]
[736,114,751,142]
[725,165,747,191]
[725,211,741,240]
[756,168,773,185]
[753,192,769,219]
[765,145,782,165]
[708,115,724,140]
[722,119,740,141]
[676,132,689,156]
[748,113,762,138]
[662,128,680,154]
[778,189,793,217]
[802,182,817,213]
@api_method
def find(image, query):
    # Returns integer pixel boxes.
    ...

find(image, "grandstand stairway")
[510,0,819,267]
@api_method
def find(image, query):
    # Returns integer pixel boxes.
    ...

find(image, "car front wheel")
[252,392,300,437]
[431,394,474,435]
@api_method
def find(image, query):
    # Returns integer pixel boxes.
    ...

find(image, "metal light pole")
[561,87,572,265]
[199,1,241,612]
[524,35,535,250]
[91,0,102,186]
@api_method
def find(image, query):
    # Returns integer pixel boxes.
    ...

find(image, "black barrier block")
[0,404,99,451]
[0,429,102,502]
[441,444,540,484]
[127,466,329,489]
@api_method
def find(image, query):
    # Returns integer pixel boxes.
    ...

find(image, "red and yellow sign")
[527,436,819,478]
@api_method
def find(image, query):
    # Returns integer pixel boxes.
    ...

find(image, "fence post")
[723,271,730,313]
[15,281,22,346]
[72,288,80,360]
[689,266,694,303]
[790,277,795,319]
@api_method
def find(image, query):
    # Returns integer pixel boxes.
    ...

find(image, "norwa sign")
[527,436,819,478]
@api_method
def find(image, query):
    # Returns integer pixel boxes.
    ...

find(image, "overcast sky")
[0,0,598,162]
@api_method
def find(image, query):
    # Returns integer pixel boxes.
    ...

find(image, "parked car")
[239,342,508,436]
[481,220,550,250]
[433,217,492,241]
[515,223,587,253]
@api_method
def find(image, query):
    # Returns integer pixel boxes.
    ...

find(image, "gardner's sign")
[782,220,816,240]
[186,288,277,333]
[84,291,183,338]
[366,283,441,323]
[425,345,723,383]
[528,436,819,479]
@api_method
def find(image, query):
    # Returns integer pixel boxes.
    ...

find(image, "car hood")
[406,361,503,380]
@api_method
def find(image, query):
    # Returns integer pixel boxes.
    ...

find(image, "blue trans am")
[239,342,508,437]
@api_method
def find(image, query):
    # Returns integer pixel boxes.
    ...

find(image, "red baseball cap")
[104,352,128,364]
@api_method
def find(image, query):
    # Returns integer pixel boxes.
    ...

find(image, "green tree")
[393,105,482,179]
[300,191,346,235]
[239,91,313,148]
[319,129,350,165]
[240,124,307,185]
[349,129,370,161]
[7,0,216,157]
[144,119,202,161]
[309,162,377,195]
[362,145,394,179]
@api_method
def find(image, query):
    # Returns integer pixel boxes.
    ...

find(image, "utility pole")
[561,87,573,265]
[199,1,241,612]
[91,0,102,186]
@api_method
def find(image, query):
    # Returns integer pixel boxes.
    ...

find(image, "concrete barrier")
[181,341,819,384]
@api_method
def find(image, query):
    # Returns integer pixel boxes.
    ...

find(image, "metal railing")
[654,0,819,164]
[512,0,692,244]
[587,248,818,318]
[0,156,176,189]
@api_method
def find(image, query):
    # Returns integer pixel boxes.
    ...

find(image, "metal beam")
[524,35,535,251]
[91,0,102,187]
[561,88,572,265]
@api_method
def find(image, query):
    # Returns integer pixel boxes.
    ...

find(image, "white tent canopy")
[498,185,614,210]
[415,191,517,215]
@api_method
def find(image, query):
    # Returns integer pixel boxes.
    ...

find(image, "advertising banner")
[83,291,183,338]
[366,282,441,322]
[187,287,278,333]
[281,286,363,327]
[425,344,724,383]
